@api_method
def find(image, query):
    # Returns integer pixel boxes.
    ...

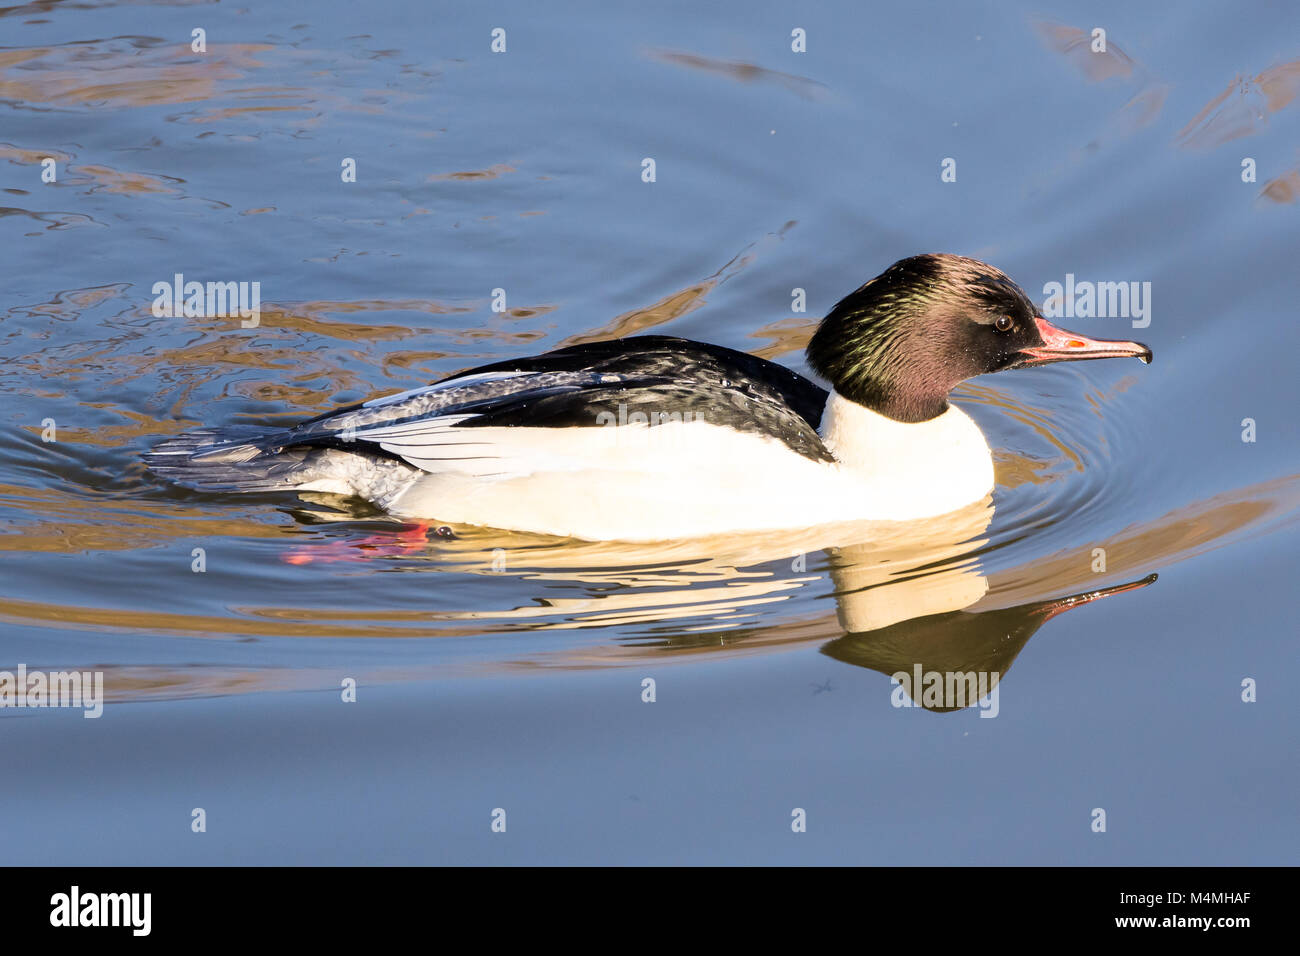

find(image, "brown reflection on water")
[429,164,516,181]
[1260,166,1300,204]
[19,408,193,448]
[823,575,1157,710]
[1034,21,1137,82]
[1,283,129,334]
[749,316,816,361]
[2,144,227,210]
[560,281,713,347]
[959,382,1085,474]
[511,473,1297,677]
[560,223,795,346]
[1031,19,1169,161]
[1114,83,1171,133]
[186,104,315,124]
[0,485,282,553]
[1257,60,1300,111]
[0,36,408,173]
[85,664,487,705]
[259,299,471,341]
[0,144,72,166]
[991,448,1057,490]
[1177,60,1300,148]
[0,595,504,639]
[0,205,100,230]
[1,290,546,419]
[73,164,181,196]
[0,475,1293,689]
[0,41,274,109]
[984,473,1299,606]
[646,49,827,100]
[264,298,553,347]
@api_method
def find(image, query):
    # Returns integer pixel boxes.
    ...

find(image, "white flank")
[365,389,995,540]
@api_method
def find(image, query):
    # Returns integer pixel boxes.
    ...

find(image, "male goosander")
[146,254,1152,541]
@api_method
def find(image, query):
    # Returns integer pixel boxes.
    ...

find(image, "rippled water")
[2,1,1297,864]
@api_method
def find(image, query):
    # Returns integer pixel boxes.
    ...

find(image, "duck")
[145,253,1152,541]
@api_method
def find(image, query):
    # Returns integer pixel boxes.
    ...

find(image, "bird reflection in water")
[282,492,1158,715]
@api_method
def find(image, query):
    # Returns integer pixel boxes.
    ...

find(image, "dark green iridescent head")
[806,253,1150,423]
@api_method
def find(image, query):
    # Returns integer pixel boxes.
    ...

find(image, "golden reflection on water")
[1,290,558,432]
[0,484,283,552]
[1,474,1295,714]
[73,164,181,196]
[960,382,1086,474]
[822,574,1158,710]
[429,164,516,181]
[522,474,1297,695]
[0,10,1288,716]
[9,257,1281,710]
[1260,166,1300,204]
[559,223,795,346]
[1178,60,1300,148]
[1034,21,1137,82]
[0,144,73,167]
[1030,18,1172,166]
[646,49,827,100]
[1116,84,1170,132]
[0,11,1290,734]
[561,281,713,347]
[749,316,814,361]
[0,41,275,109]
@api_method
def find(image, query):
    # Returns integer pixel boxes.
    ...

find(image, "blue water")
[1,0,1296,863]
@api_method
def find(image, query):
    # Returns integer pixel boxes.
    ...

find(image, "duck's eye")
[994,316,1014,332]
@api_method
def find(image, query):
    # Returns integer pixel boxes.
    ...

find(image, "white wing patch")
[351,412,738,479]
[351,413,512,476]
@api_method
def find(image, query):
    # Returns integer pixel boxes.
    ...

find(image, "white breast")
[816,390,995,522]
[381,390,995,541]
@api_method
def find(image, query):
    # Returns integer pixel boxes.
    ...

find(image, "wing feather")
[270,336,833,475]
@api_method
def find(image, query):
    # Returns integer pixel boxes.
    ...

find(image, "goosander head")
[806,253,1152,423]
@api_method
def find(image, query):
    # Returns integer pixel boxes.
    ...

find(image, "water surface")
[1,0,1296,864]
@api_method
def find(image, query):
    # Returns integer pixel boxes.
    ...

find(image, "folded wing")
[275,336,834,477]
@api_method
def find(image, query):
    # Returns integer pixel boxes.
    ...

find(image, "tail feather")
[144,426,314,492]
